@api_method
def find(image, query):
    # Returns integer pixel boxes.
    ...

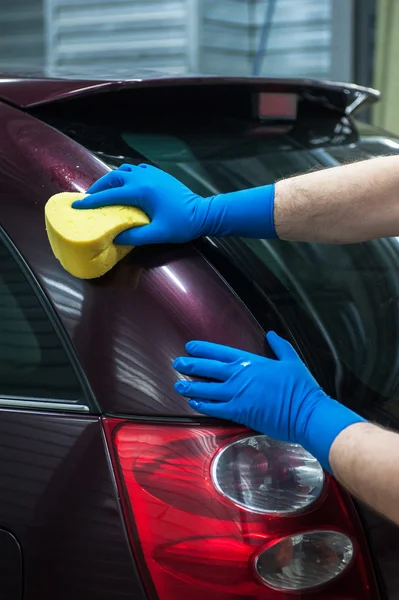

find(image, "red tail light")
[104,419,379,599]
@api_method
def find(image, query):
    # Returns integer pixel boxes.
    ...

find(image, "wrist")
[195,195,220,237]
[199,185,277,239]
[301,393,367,473]
[328,421,373,477]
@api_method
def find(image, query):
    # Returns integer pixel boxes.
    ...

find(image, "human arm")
[73,156,399,246]
[173,333,399,526]
[329,422,399,525]
[274,155,399,243]
[72,163,276,245]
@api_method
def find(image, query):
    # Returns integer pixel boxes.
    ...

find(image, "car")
[0,72,398,600]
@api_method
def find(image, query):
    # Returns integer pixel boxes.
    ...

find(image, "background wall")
[373,0,399,134]
[0,0,356,82]
[0,0,44,70]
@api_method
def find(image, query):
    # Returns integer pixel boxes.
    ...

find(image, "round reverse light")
[211,435,324,515]
[254,530,354,590]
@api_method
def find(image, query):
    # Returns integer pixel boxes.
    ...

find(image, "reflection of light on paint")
[114,343,160,399]
[161,265,187,293]
[71,182,87,193]
[42,277,84,301]
[56,305,81,316]
[41,276,84,319]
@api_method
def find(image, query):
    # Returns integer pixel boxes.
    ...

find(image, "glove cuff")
[304,397,367,474]
[201,184,277,239]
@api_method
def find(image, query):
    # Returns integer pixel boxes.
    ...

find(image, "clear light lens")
[255,530,354,590]
[211,435,324,514]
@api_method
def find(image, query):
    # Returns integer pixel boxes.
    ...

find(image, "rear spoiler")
[0,75,380,116]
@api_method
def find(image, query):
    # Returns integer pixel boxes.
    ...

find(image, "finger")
[174,380,230,401]
[73,187,131,210]
[185,340,246,363]
[114,223,161,246]
[173,357,231,381]
[116,163,148,173]
[189,399,230,419]
[117,163,140,172]
[266,331,299,361]
[86,170,125,194]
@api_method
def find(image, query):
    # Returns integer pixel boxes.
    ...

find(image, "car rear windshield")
[37,107,399,425]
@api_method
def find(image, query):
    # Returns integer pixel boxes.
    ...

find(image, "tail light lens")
[211,435,324,514]
[104,420,379,600]
[254,530,354,590]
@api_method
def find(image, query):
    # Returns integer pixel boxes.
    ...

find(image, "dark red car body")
[0,74,398,599]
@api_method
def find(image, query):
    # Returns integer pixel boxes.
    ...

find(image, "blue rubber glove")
[72,164,276,246]
[173,331,366,472]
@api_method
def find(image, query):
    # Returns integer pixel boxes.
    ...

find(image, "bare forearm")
[274,156,399,243]
[329,422,399,525]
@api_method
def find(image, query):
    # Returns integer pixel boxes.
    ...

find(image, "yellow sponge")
[45,192,149,279]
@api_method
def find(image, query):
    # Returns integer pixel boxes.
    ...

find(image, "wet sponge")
[45,192,149,279]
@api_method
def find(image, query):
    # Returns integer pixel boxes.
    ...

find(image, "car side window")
[0,237,82,403]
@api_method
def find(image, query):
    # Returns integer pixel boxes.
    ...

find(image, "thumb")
[114,223,159,246]
[266,331,299,361]
[189,399,229,419]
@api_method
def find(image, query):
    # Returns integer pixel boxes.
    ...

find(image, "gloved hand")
[72,164,276,246]
[173,331,366,472]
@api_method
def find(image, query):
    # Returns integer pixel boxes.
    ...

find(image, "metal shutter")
[46,0,333,78]
[201,0,332,78]
[0,0,44,70]
[46,0,190,76]
[0,0,353,83]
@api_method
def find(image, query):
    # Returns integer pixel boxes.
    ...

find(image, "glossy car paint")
[0,77,109,107]
[0,409,145,600]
